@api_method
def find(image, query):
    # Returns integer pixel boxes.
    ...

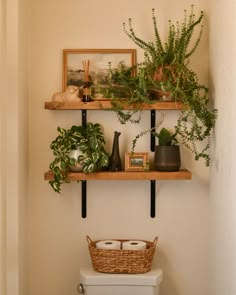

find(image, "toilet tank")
[79,267,163,295]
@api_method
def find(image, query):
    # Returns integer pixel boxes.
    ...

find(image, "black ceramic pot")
[154,145,181,171]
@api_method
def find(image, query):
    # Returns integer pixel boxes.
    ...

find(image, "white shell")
[52,85,81,102]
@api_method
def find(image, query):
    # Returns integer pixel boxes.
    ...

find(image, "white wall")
[28,1,210,295]
[209,1,236,294]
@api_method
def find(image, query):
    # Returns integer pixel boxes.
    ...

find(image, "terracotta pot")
[152,66,176,101]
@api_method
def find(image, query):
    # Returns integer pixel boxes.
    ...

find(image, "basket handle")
[86,235,93,245]
[153,236,158,246]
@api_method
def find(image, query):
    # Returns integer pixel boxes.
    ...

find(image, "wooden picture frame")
[62,49,136,99]
[125,152,149,172]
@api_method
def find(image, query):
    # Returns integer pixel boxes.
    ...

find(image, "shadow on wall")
[154,247,179,295]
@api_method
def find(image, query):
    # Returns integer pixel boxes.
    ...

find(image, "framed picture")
[125,152,149,172]
[62,49,136,99]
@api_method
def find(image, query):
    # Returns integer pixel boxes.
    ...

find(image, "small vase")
[69,149,83,172]
[109,131,122,171]
[154,145,181,171]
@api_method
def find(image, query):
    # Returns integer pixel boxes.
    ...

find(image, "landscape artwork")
[62,49,136,99]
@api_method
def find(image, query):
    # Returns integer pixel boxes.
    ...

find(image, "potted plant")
[106,5,217,166]
[123,5,204,99]
[106,5,205,104]
[153,127,181,171]
[49,122,109,193]
[131,125,181,172]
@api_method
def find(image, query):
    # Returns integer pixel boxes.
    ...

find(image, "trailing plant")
[175,86,217,166]
[49,122,109,193]
[104,61,155,124]
[107,5,217,166]
[131,112,164,153]
[131,126,178,154]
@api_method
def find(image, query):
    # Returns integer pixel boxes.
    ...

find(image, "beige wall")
[209,1,236,294]
[0,0,28,294]
[2,0,236,295]
[0,0,6,292]
[18,0,28,293]
[28,1,210,295]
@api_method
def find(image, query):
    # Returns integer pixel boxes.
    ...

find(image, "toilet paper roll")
[122,240,147,250]
[96,240,121,250]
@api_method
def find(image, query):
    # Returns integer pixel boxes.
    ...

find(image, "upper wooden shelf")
[44,100,185,110]
[44,169,192,181]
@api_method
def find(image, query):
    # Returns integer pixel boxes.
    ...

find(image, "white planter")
[69,149,84,172]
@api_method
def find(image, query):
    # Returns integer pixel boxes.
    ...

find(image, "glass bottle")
[82,81,92,102]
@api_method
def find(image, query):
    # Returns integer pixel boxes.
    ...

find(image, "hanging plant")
[105,5,217,166]
[103,61,154,124]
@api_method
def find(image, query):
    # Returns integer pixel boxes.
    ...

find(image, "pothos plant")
[49,122,109,193]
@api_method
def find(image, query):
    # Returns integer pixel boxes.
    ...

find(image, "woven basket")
[86,235,158,274]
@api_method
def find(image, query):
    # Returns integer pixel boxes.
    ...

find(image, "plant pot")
[69,149,84,172]
[154,145,181,171]
[156,89,174,102]
[152,66,176,102]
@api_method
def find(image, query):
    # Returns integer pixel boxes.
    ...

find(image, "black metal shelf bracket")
[81,180,87,218]
[150,180,156,218]
[80,109,156,218]
[150,110,156,217]
[82,109,87,126]
[150,110,156,152]
[81,110,87,218]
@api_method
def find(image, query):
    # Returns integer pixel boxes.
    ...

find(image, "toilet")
[79,266,163,295]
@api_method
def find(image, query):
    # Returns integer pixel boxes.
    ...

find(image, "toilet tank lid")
[80,268,163,286]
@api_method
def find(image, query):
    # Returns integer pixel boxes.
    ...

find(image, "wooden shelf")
[44,169,192,181]
[44,100,185,110]
[44,99,191,218]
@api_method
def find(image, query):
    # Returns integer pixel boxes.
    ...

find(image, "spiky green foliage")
[104,6,217,166]
[122,5,205,101]
[107,5,207,106]
[49,122,109,193]
[121,6,217,166]
[123,5,203,67]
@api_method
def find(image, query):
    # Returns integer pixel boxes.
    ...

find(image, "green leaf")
[92,152,100,163]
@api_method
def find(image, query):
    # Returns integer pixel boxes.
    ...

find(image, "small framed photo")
[62,49,136,99]
[125,152,149,172]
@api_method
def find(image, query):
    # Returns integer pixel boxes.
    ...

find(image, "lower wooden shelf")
[44,169,191,218]
[44,169,192,181]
